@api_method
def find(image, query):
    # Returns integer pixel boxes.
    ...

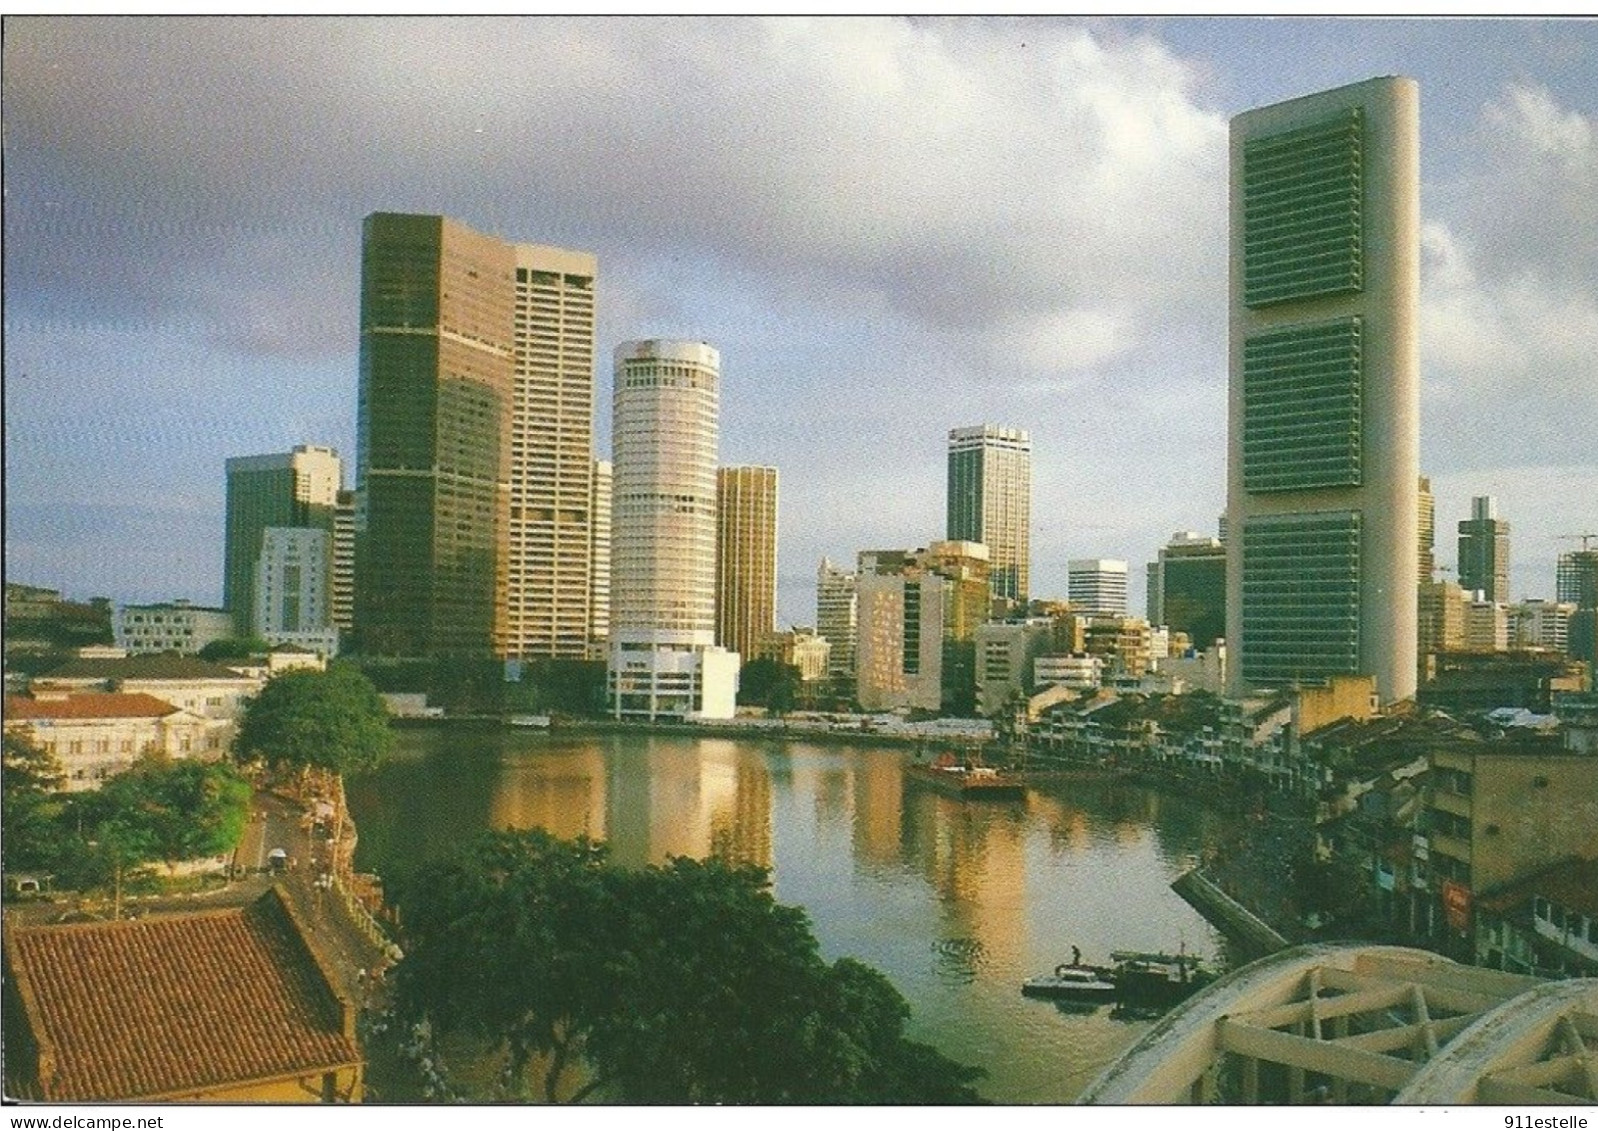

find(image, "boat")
[905,752,1026,799]
[1021,963,1118,1001]
[1109,949,1214,1010]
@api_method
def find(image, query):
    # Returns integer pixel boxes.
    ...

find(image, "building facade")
[330,490,356,634]
[1068,559,1129,617]
[253,527,339,656]
[355,213,515,657]
[1417,476,1435,584]
[1147,532,1227,649]
[223,446,341,638]
[589,459,612,654]
[607,341,736,720]
[505,244,598,659]
[1227,77,1420,704]
[114,602,234,656]
[715,466,779,664]
[1458,495,1511,604]
[816,557,858,682]
[946,424,1031,606]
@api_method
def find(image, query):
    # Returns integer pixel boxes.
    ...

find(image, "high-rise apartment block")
[1227,77,1420,704]
[356,213,600,660]
[608,340,737,721]
[224,446,341,638]
[1068,559,1129,616]
[1458,495,1511,603]
[1556,549,1598,610]
[816,557,858,682]
[716,466,778,665]
[356,213,515,657]
[331,490,356,633]
[1147,532,1226,648]
[946,425,1031,606]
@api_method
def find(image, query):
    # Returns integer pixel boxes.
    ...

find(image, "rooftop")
[3,889,359,1102]
[4,692,180,721]
[40,654,257,682]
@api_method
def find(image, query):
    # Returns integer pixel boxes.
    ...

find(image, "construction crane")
[1557,534,1598,551]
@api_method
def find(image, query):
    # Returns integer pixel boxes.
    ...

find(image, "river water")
[347,728,1247,1103]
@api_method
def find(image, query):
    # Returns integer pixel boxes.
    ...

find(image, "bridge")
[1078,943,1598,1104]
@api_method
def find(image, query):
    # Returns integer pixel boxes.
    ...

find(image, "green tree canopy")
[233,662,392,776]
[84,757,253,867]
[2,729,68,873]
[394,830,985,1104]
[198,636,271,661]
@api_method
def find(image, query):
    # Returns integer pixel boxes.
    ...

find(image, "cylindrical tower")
[610,340,721,648]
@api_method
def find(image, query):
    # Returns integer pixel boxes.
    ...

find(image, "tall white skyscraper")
[608,341,737,720]
[947,424,1031,605]
[1226,77,1420,704]
[1068,559,1129,616]
[505,243,598,659]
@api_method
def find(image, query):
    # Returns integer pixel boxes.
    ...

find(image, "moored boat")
[905,752,1026,799]
[1021,963,1118,1001]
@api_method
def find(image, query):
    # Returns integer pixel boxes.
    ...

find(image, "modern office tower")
[1068,559,1129,616]
[330,490,356,633]
[253,527,338,655]
[1418,476,1435,584]
[1557,548,1598,609]
[505,244,598,660]
[1463,596,1509,653]
[716,466,779,664]
[608,341,737,720]
[589,458,612,654]
[1509,599,1577,654]
[855,542,989,713]
[946,424,1032,605]
[816,557,858,682]
[356,213,515,657]
[1147,532,1227,648]
[1226,77,1420,704]
[1418,578,1468,662]
[1458,495,1511,603]
[223,446,341,637]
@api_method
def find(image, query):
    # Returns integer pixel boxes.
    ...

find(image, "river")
[346,728,1248,1103]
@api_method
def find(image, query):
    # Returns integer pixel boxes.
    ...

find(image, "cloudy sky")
[4,16,1596,625]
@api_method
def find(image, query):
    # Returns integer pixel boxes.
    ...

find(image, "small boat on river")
[905,751,1026,799]
[1020,963,1118,1001]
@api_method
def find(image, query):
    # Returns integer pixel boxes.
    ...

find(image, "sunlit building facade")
[716,466,778,664]
[946,424,1031,606]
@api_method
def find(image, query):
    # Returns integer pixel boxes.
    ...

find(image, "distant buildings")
[1227,76,1420,704]
[607,340,737,721]
[855,542,989,714]
[223,446,341,639]
[716,466,779,665]
[253,527,338,656]
[114,601,233,656]
[1417,476,1435,584]
[1458,495,1511,603]
[816,557,858,684]
[1068,559,1128,616]
[1147,532,1226,648]
[946,424,1031,607]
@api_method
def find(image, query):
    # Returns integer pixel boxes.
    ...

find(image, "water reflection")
[348,730,1245,1103]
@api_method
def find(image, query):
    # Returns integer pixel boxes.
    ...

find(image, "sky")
[4,16,1596,627]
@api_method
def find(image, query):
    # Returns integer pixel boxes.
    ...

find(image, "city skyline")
[5,18,1596,626]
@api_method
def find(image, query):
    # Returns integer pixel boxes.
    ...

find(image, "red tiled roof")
[4,890,360,1101]
[4,692,180,721]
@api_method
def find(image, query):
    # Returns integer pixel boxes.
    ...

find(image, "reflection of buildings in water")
[1027,792,1093,854]
[488,744,608,843]
[851,752,905,868]
[708,753,774,871]
[901,789,1029,969]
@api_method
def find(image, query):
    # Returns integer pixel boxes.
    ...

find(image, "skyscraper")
[1457,495,1511,603]
[716,466,778,664]
[356,213,514,657]
[1068,559,1129,616]
[505,244,598,659]
[816,557,858,682]
[1417,476,1435,584]
[224,445,341,637]
[608,341,737,720]
[1227,77,1420,704]
[946,424,1031,605]
[589,458,612,655]
[1147,532,1227,648]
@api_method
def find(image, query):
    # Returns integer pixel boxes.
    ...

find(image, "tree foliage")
[197,636,271,661]
[233,662,392,775]
[83,757,253,868]
[2,729,68,873]
[736,658,801,716]
[395,830,986,1104]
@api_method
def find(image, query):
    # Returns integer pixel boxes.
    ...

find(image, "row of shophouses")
[1022,677,1598,982]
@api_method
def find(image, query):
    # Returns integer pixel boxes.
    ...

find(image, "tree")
[198,636,271,662]
[736,658,800,716]
[394,830,986,1104]
[2,730,68,873]
[233,662,392,777]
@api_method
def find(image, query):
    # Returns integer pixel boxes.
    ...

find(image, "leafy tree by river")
[393,829,987,1104]
[233,661,392,776]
